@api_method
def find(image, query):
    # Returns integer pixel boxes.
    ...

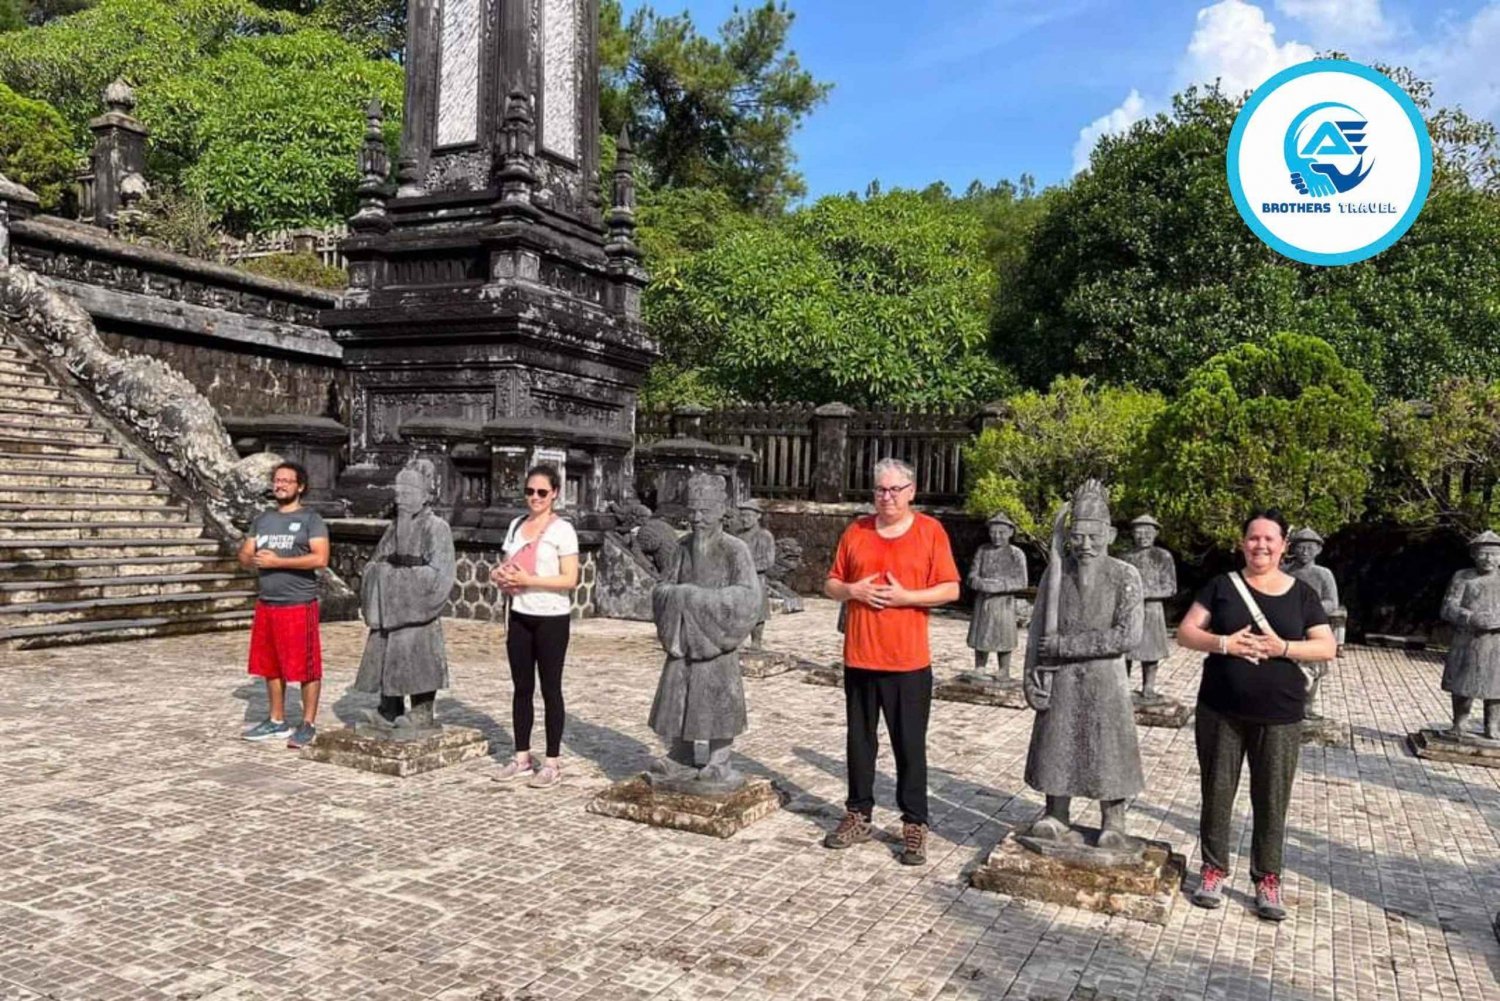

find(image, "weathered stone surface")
[299,724,489,777]
[802,660,844,687]
[1407,727,1500,767]
[1302,716,1352,747]
[934,672,1029,709]
[1134,696,1194,729]
[587,774,782,838]
[593,531,655,621]
[970,830,1186,926]
[739,648,802,678]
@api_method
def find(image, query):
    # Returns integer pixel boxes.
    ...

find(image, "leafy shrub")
[0,80,76,209]
[1377,378,1500,535]
[238,252,348,291]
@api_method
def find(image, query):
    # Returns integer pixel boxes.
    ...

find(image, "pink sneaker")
[1255,873,1287,921]
[491,758,534,783]
[528,762,561,789]
[1192,865,1227,908]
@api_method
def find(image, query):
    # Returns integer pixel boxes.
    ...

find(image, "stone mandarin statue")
[1119,514,1176,703]
[354,459,457,732]
[646,473,761,791]
[1022,480,1146,849]
[1283,527,1343,718]
[967,511,1028,680]
[735,498,776,650]
[1440,529,1500,742]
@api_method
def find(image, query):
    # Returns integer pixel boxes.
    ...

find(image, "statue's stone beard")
[689,525,721,560]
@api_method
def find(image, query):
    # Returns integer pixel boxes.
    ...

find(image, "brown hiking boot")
[899,822,928,866]
[823,811,872,849]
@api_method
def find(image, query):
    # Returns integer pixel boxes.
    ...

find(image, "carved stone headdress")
[686,473,728,506]
[1471,529,1500,549]
[1069,479,1111,527]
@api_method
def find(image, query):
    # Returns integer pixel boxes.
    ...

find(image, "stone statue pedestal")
[934,672,1028,709]
[587,774,782,838]
[1132,693,1193,728]
[1302,717,1351,747]
[969,829,1186,925]
[740,649,802,679]
[1407,728,1500,768]
[299,725,490,777]
[802,661,844,687]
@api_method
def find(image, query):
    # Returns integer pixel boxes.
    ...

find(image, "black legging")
[506,610,571,758]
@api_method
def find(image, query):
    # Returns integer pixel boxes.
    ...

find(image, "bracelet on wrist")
[1217,635,1228,655]
[1282,639,1291,658]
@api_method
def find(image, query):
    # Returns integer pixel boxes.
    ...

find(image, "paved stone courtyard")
[1,599,1497,1001]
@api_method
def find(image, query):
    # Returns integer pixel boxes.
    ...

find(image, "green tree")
[1378,378,1500,535]
[0,1,24,32]
[0,0,401,232]
[0,81,77,208]
[1138,333,1379,554]
[601,0,830,213]
[997,76,1500,401]
[964,376,1165,541]
[646,189,1013,407]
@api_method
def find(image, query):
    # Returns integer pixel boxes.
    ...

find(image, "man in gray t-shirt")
[238,462,331,749]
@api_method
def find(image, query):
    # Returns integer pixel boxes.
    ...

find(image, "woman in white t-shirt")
[489,465,579,788]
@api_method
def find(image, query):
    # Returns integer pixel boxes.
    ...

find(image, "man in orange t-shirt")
[822,458,960,865]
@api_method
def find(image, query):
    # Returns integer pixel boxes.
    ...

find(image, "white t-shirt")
[502,516,579,617]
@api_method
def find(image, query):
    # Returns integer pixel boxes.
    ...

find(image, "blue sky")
[622,0,1500,200]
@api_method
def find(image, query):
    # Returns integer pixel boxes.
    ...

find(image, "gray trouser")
[1195,702,1302,880]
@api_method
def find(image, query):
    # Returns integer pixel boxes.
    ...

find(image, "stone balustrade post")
[812,402,855,503]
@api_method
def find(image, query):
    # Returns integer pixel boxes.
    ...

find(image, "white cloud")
[1180,1,1316,95]
[1071,90,1148,174]
[1274,0,1391,43]
[1412,3,1500,121]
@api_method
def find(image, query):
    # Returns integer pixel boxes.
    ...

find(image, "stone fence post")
[969,400,1009,435]
[812,402,855,503]
[670,404,706,439]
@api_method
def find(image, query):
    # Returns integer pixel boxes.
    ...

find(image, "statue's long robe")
[1442,569,1500,699]
[737,525,776,625]
[354,509,455,696]
[1120,545,1176,662]
[1023,556,1145,801]
[647,532,758,741]
[967,543,1027,653]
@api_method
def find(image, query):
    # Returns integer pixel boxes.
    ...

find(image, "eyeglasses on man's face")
[873,483,912,498]
[524,487,552,498]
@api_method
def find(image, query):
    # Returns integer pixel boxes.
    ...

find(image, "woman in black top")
[1176,509,1336,921]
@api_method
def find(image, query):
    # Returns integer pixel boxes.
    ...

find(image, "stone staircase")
[0,331,258,649]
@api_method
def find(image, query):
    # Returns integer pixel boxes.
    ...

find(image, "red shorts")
[247,600,323,683]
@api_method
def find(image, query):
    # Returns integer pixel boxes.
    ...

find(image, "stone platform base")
[803,662,844,687]
[934,674,1028,709]
[740,649,802,678]
[1302,716,1351,747]
[1407,728,1500,767]
[970,829,1186,925]
[1133,696,1192,728]
[299,725,490,777]
[586,774,782,838]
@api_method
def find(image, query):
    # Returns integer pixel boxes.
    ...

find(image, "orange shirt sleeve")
[828,524,855,583]
[927,518,960,587]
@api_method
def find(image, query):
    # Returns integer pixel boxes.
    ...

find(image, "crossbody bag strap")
[1228,571,1272,633]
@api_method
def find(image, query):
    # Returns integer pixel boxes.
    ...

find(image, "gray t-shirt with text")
[251,508,328,605]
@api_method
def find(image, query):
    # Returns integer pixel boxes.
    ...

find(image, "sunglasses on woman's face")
[524,487,552,498]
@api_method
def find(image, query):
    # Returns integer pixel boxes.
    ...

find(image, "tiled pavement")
[1,599,1496,1000]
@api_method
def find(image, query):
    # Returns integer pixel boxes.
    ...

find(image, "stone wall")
[329,520,599,623]
[98,328,351,421]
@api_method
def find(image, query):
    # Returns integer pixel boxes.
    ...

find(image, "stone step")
[0,538,224,563]
[0,521,206,541]
[0,503,190,524]
[0,381,63,402]
[0,347,25,362]
[0,453,140,475]
[0,396,86,417]
[0,436,120,459]
[0,359,45,379]
[0,589,258,629]
[0,409,94,432]
[0,485,171,506]
[0,368,47,387]
[0,424,108,446]
[0,470,156,491]
[0,573,251,606]
[0,607,256,650]
[0,554,240,583]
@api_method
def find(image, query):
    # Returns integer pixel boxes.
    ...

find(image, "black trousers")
[506,610,571,758]
[1195,701,1302,880]
[844,666,932,826]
